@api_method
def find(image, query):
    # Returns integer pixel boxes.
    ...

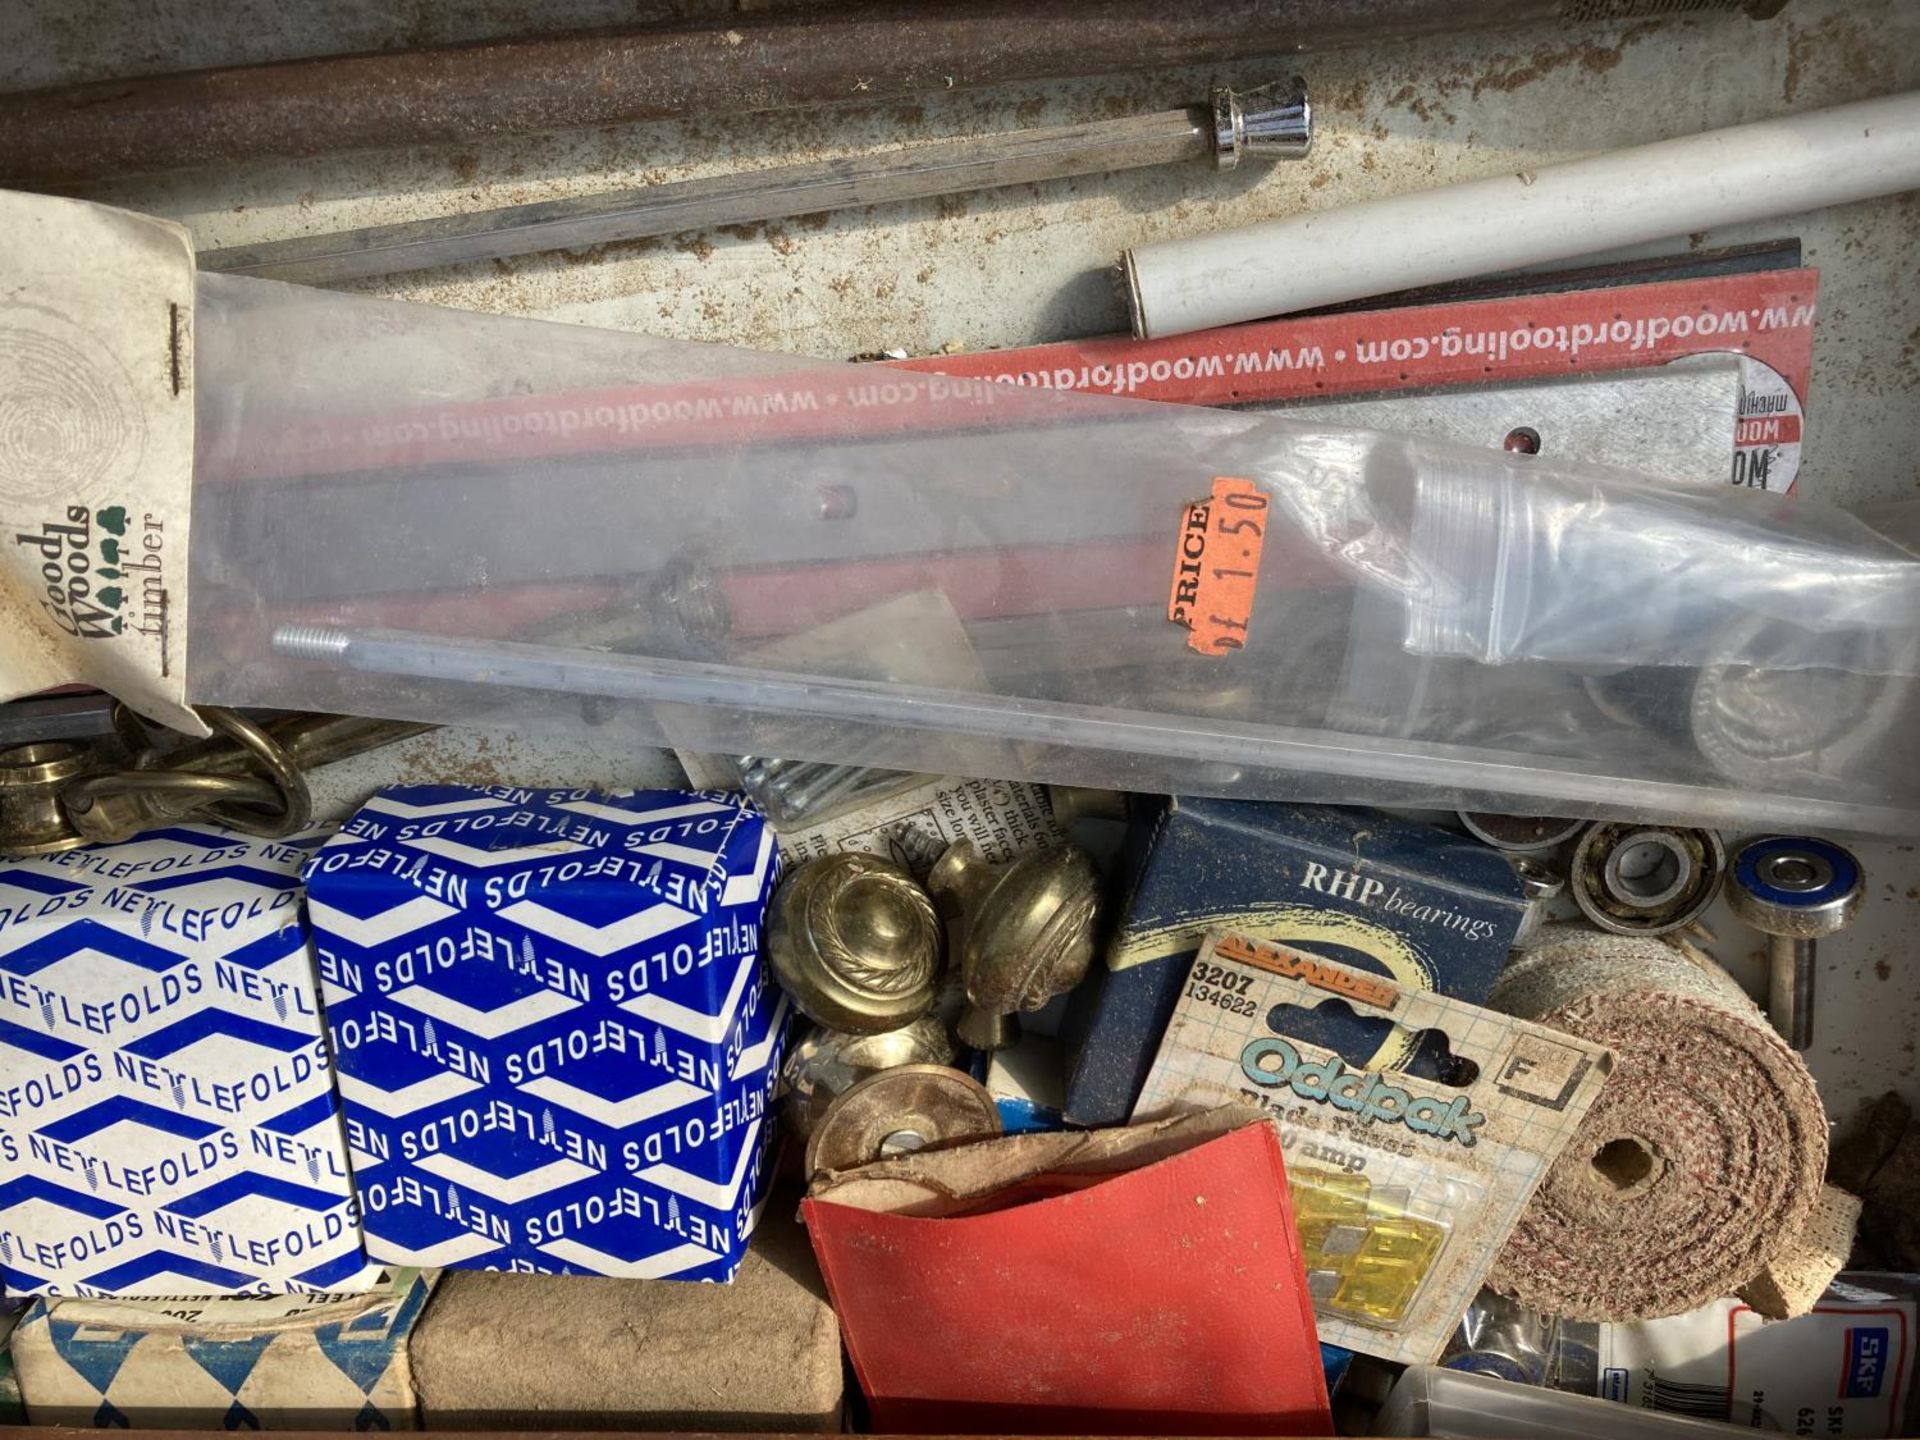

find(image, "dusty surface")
[32,0,1911,516]
[0,1,742,89]
[6,0,1914,1115]
[1829,1090,1912,1192]
[302,725,685,819]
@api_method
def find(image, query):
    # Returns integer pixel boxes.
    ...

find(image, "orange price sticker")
[1167,475,1268,657]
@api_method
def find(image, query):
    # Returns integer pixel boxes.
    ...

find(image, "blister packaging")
[1131,929,1612,1365]
[185,275,1920,832]
[1442,1289,1562,1386]
[1377,1366,1749,1439]
[1291,1166,1457,1328]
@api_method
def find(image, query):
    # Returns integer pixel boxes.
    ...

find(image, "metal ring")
[1459,812,1587,853]
[193,707,313,837]
[66,771,282,804]
[0,742,107,856]
[1570,822,1725,936]
[108,701,157,761]
[63,707,311,840]
[1600,829,1694,910]
[1733,835,1859,910]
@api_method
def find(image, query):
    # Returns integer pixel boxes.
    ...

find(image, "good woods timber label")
[0,190,200,733]
[1168,476,1268,656]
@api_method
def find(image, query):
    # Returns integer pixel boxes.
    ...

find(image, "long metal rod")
[0,0,1777,187]
[204,105,1221,284]
[267,624,1914,834]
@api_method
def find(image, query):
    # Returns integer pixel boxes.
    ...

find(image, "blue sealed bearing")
[1733,835,1859,910]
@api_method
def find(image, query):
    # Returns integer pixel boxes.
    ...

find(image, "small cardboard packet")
[803,1110,1332,1436]
[1133,929,1613,1366]
[0,190,199,732]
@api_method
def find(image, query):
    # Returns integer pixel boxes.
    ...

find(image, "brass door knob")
[768,852,944,1033]
[928,839,1100,1051]
[804,1064,1002,1179]
[782,1015,959,1141]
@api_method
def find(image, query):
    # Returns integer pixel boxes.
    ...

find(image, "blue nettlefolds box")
[304,786,787,1282]
[1061,799,1528,1127]
[0,826,378,1298]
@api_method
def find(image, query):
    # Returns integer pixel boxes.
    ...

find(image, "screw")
[1726,836,1863,1051]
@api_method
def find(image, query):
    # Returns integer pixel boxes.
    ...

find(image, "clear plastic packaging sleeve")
[1376,1366,1749,1439]
[188,275,1920,834]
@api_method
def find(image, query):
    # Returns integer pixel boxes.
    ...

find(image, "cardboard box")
[411,1193,841,1432]
[305,786,787,1281]
[1062,799,1527,1127]
[1565,1273,1918,1436]
[10,1270,429,1428]
[1134,932,1611,1366]
[0,826,377,1297]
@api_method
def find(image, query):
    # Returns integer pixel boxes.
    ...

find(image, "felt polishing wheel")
[1485,928,1827,1322]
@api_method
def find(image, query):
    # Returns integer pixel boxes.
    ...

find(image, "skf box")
[1566,1274,1918,1436]
[0,826,377,1298]
[1063,799,1527,1127]
[11,1270,430,1428]
[305,786,787,1282]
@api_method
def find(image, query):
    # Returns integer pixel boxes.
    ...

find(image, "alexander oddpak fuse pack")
[1133,930,1613,1365]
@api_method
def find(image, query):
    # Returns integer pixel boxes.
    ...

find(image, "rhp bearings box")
[1063,799,1528,1126]
[0,827,378,1298]
[305,786,787,1282]
[11,1269,430,1428]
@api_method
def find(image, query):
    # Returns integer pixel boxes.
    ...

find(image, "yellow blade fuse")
[1288,1168,1367,1250]
[1290,1168,1448,1326]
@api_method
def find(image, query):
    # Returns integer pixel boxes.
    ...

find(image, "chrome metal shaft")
[1767,934,1818,1052]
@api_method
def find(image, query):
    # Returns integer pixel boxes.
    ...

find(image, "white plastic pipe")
[1124,92,1920,338]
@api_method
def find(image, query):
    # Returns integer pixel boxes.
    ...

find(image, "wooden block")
[1739,1184,1862,1320]
[411,1198,840,1432]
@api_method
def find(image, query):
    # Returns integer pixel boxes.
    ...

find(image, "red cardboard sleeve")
[802,1119,1331,1435]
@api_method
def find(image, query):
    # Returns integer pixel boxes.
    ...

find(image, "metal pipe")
[0,0,1779,188]
[200,81,1310,284]
[1125,90,1920,337]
